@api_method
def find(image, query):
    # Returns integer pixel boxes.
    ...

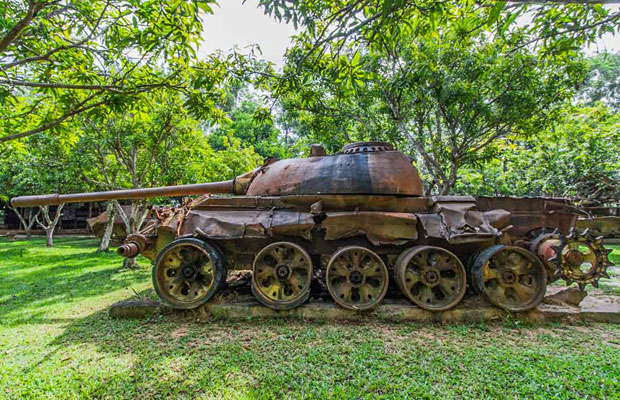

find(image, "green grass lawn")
[0,238,619,399]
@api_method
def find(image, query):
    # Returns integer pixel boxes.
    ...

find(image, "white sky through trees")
[200,0,296,67]
[200,1,620,67]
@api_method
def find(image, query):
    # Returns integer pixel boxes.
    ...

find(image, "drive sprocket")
[548,229,613,290]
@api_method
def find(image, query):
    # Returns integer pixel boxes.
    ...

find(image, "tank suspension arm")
[10,180,234,207]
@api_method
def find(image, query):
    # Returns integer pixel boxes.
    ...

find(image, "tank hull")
[122,191,613,312]
[130,193,581,287]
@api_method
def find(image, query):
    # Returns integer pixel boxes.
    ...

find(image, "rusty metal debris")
[577,207,620,238]
[529,228,613,290]
[10,142,613,312]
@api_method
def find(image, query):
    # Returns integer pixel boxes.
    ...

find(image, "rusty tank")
[11,142,612,312]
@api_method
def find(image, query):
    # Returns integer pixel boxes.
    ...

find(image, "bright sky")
[199,1,620,66]
[199,0,297,67]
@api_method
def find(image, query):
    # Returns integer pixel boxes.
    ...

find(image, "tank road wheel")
[471,245,546,312]
[326,246,389,311]
[251,242,313,310]
[395,246,467,311]
[153,238,226,309]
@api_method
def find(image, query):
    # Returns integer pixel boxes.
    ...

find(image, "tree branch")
[0,78,123,92]
[0,1,47,54]
[0,96,106,143]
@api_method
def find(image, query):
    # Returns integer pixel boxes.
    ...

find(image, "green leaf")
[488,1,507,25]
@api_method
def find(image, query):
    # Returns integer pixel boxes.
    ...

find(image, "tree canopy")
[0,0,215,143]
[456,104,620,204]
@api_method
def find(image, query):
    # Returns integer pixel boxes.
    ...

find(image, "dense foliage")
[0,0,220,143]
[577,52,620,111]
[456,105,620,204]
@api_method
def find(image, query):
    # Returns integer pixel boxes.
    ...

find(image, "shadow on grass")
[0,237,150,325]
[44,289,265,397]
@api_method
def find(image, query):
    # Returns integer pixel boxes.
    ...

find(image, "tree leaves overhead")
[0,0,216,143]
[260,0,619,71]
[0,87,264,200]
[577,52,620,111]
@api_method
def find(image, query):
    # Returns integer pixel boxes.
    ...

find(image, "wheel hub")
[565,249,584,267]
[349,269,364,286]
[275,264,291,279]
[422,268,440,286]
[501,270,517,285]
[182,265,197,280]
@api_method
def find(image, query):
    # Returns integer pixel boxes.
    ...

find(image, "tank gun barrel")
[10,180,234,208]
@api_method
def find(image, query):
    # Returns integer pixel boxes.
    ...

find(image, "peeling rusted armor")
[577,207,620,238]
[11,142,612,312]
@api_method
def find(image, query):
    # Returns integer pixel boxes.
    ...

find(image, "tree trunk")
[113,199,148,269]
[35,204,65,248]
[9,206,40,240]
[45,228,54,247]
[397,119,453,195]
[122,257,138,269]
[25,209,33,239]
[97,202,115,253]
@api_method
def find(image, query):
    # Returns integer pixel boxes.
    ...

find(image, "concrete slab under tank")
[110,287,620,324]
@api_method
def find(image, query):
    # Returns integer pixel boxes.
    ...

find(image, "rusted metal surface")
[548,230,612,290]
[527,229,613,289]
[529,232,562,282]
[152,238,227,309]
[394,246,467,311]
[475,197,577,237]
[181,209,315,240]
[198,194,430,213]
[117,242,140,258]
[420,197,509,243]
[246,149,424,197]
[470,245,547,312]
[142,197,504,252]
[325,246,389,310]
[321,212,418,245]
[342,141,394,153]
[577,208,620,237]
[87,207,130,243]
[251,242,313,310]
